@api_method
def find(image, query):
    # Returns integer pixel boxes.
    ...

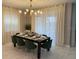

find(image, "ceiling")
[2,0,76,9]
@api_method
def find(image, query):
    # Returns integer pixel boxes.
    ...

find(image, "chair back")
[25,40,36,49]
[41,37,52,50]
[11,35,17,44]
[16,37,25,46]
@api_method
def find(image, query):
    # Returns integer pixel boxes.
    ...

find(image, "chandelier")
[18,0,43,15]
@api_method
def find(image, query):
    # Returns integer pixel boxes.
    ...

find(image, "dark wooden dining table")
[12,32,48,59]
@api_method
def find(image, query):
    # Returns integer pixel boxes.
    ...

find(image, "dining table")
[12,31,48,59]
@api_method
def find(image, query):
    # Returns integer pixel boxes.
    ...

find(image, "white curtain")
[31,4,65,46]
[4,13,20,33]
[2,6,20,44]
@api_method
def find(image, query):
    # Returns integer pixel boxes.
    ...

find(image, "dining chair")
[41,37,52,51]
[16,37,25,46]
[11,35,17,47]
[42,34,48,37]
[25,40,37,50]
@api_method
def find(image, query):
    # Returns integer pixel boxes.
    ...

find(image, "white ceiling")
[2,0,76,9]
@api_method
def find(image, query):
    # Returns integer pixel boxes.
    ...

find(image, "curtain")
[2,6,20,44]
[31,4,65,46]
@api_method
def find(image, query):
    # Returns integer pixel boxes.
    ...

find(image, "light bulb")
[26,9,29,12]
[31,10,34,13]
[24,12,27,15]
[37,10,40,13]
[30,12,32,15]
[19,10,22,13]
[40,11,43,14]
[34,12,37,15]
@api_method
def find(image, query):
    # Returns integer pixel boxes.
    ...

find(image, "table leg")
[37,43,41,59]
[14,43,16,47]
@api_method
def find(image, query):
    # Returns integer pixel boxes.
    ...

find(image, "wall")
[20,12,27,32]
[20,12,31,32]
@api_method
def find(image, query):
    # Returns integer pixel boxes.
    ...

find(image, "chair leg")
[47,48,50,51]
[14,43,16,47]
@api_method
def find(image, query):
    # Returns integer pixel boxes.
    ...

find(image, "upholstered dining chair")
[41,37,52,51]
[11,35,17,47]
[16,37,25,46]
[25,40,37,50]
[11,35,25,47]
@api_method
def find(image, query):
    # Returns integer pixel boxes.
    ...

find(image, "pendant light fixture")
[19,0,43,15]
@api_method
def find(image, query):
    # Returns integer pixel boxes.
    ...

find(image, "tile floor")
[2,43,76,59]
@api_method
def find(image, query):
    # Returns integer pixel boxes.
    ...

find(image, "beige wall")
[20,12,27,32]
[20,12,31,32]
